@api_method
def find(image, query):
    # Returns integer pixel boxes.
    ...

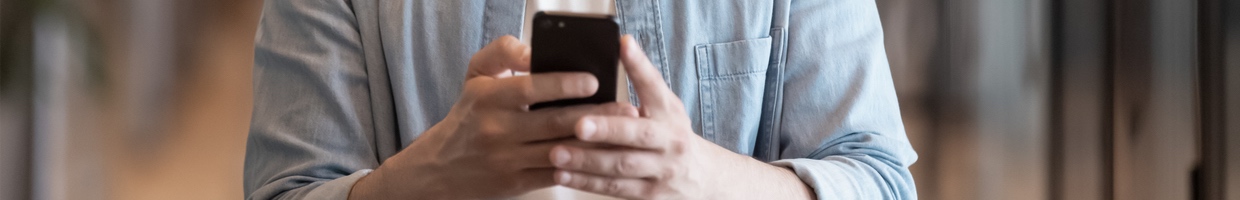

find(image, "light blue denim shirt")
[244,0,917,199]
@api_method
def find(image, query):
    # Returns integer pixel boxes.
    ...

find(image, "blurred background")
[1,0,1238,199]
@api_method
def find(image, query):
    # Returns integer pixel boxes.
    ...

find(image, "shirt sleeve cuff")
[771,158,862,199]
[304,169,373,200]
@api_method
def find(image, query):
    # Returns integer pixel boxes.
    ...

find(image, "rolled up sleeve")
[770,0,918,199]
[244,0,379,199]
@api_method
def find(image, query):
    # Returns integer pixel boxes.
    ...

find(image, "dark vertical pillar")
[0,0,35,199]
[1109,0,1150,198]
[1112,0,1199,198]
[1226,0,1240,197]
[1050,0,1111,198]
[1197,0,1225,198]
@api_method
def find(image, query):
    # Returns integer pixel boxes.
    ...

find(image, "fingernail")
[556,170,572,184]
[568,74,599,96]
[581,75,599,95]
[552,146,570,167]
[579,119,596,140]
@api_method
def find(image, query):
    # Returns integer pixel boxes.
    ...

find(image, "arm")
[768,0,919,199]
[244,0,378,199]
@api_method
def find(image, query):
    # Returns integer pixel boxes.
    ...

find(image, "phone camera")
[540,19,553,28]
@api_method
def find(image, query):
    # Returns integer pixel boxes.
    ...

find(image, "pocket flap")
[694,37,774,78]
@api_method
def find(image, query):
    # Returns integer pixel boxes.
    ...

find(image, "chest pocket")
[694,37,773,156]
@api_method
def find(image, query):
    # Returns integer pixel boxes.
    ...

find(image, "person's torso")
[349,0,783,163]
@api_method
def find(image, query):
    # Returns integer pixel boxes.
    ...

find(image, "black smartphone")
[528,11,621,110]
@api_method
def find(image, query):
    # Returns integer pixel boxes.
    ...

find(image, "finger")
[551,145,662,178]
[515,168,558,192]
[511,141,562,169]
[515,102,638,142]
[468,35,530,79]
[513,136,632,169]
[556,170,651,199]
[484,72,598,107]
[620,35,675,111]
[577,115,668,149]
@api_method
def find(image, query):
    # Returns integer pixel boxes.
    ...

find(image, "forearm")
[717,153,815,200]
[348,166,411,200]
[348,127,461,200]
[348,158,425,200]
[347,156,460,200]
[346,172,381,200]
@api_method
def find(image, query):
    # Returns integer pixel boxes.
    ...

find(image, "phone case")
[528,12,621,110]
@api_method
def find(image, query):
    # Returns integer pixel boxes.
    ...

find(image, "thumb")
[467,35,532,79]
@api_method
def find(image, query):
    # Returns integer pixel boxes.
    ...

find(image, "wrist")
[755,161,815,200]
[349,151,455,200]
[768,164,815,200]
[349,166,394,200]
[713,152,814,200]
[702,146,759,199]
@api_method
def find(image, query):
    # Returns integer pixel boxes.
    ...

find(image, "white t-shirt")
[516,2,621,200]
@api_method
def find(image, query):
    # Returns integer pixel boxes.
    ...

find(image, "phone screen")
[528,12,621,110]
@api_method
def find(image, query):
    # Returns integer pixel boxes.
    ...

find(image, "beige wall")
[103,1,261,199]
[22,1,261,199]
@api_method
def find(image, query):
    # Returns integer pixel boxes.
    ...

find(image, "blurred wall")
[4,0,261,199]
[877,0,1052,199]
[877,0,1223,199]
[93,1,260,199]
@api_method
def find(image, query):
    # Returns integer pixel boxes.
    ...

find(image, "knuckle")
[549,111,570,130]
[615,156,638,175]
[467,82,504,105]
[577,175,599,189]
[558,148,580,168]
[667,137,689,154]
[478,120,507,138]
[467,55,485,69]
[659,165,681,180]
[603,180,625,195]
[579,153,599,170]
[487,36,516,51]
[520,80,540,101]
[636,130,658,147]
[557,76,578,96]
[462,80,487,97]
[568,173,588,188]
[496,35,519,45]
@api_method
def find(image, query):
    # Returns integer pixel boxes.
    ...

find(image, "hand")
[349,36,638,200]
[549,36,815,200]
[545,35,727,199]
